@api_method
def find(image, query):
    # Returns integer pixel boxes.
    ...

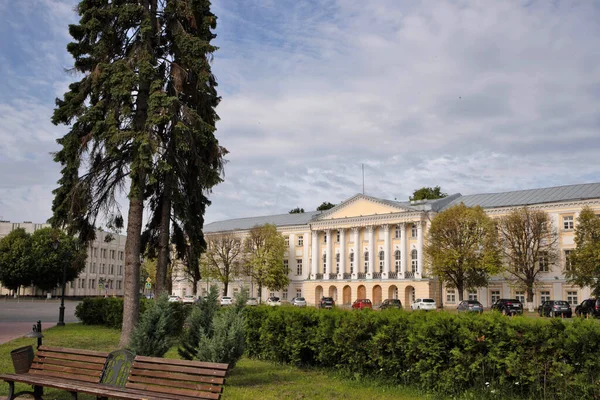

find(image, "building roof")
[444,182,600,210]
[203,210,322,233]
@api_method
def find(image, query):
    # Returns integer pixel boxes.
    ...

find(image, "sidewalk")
[0,322,56,345]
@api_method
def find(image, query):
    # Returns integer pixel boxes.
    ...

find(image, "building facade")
[0,221,126,297]
[176,182,600,308]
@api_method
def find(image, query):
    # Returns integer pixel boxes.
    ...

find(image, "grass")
[0,324,428,400]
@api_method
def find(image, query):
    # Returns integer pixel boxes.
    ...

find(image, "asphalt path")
[0,299,80,344]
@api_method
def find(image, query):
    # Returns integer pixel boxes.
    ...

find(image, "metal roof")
[444,182,600,210]
[204,210,322,233]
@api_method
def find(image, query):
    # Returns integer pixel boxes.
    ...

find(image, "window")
[468,291,477,301]
[446,289,456,303]
[269,292,275,298]
[336,253,340,273]
[296,288,302,298]
[411,250,418,272]
[119,251,124,261]
[564,250,573,271]
[323,232,327,243]
[563,215,574,230]
[567,291,578,306]
[515,291,525,303]
[378,251,384,273]
[336,231,340,243]
[109,280,113,289]
[102,249,107,258]
[93,247,98,257]
[282,289,288,300]
[322,254,327,273]
[394,250,401,272]
[540,290,550,304]
[538,252,549,272]
[364,251,369,271]
[283,260,289,274]
[101,264,105,274]
[109,264,114,275]
[110,250,115,259]
[298,236,303,246]
[92,263,96,273]
[81,279,86,289]
[296,259,303,275]
[77,279,81,289]
[411,224,417,238]
[349,252,354,273]
[118,265,123,275]
[284,236,290,246]
[70,281,74,289]
[491,290,500,304]
[395,226,401,239]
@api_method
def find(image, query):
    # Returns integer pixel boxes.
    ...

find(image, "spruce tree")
[129,294,174,357]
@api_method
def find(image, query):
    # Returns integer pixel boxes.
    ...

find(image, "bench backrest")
[29,346,109,384]
[127,355,229,400]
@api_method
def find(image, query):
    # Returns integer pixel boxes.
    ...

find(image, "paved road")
[0,299,80,344]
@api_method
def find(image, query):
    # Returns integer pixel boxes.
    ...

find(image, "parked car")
[266,296,281,306]
[352,298,373,310]
[319,296,335,309]
[246,297,259,306]
[491,298,523,315]
[291,297,307,307]
[411,298,436,311]
[220,296,233,306]
[575,298,600,317]
[379,298,403,310]
[538,300,572,318]
[168,295,182,303]
[457,300,484,314]
[182,295,196,304]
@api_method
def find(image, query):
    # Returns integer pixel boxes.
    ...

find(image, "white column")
[352,227,360,279]
[367,226,375,279]
[383,225,390,279]
[339,229,346,279]
[288,233,295,279]
[303,232,310,280]
[311,231,318,279]
[400,223,407,279]
[324,229,331,280]
[417,221,424,278]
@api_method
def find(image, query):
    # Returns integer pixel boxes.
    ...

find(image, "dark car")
[491,298,523,315]
[352,298,373,310]
[575,298,600,317]
[538,300,572,318]
[457,300,484,314]
[379,298,403,310]
[319,296,335,309]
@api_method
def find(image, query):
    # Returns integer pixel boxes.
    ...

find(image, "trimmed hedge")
[246,307,600,398]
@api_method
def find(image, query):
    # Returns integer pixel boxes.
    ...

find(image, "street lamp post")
[53,239,67,327]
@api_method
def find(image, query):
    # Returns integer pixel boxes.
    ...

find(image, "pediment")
[316,194,410,220]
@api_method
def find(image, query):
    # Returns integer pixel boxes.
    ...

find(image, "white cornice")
[314,193,412,221]
[310,211,429,230]
[484,199,600,215]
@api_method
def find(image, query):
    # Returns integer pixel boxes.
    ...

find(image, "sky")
[0,0,599,226]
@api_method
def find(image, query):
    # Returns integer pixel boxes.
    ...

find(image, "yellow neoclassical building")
[182,182,600,308]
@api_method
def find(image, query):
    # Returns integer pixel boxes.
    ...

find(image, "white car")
[291,297,307,307]
[266,296,281,306]
[411,298,437,311]
[182,295,196,304]
[168,295,182,303]
[246,297,259,306]
[220,296,233,306]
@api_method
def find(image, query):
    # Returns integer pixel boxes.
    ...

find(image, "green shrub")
[196,306,246,367]
[245,307,600,398]
[75,296,150,329]
[129,294,174,357]
[178,285,220,360]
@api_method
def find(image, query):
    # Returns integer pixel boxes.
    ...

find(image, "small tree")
[566,206,600,295]
[129,294,174,357]
[316,202,336,211]
[498,207,558,310]
[0,228,34,294]
[201,234,243,296]
[243,224,288,301]
[410,186,448,201]
[289,207,304,214]
[178,285,220,360]
[425,204,501,301]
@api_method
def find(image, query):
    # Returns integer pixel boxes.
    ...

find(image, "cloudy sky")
[1,0,599,226]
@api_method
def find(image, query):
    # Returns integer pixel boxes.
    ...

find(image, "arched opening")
[315,285,323,302]
[388,285,398,300]
[343,285,351,304]
[329,285,338,302]
[405,285,415,306]
[357,285,366,300]
[373,285,382,305]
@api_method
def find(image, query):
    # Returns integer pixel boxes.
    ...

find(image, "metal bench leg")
[69,391,77,400]
[7,381,15,400]
[34,385,43,399]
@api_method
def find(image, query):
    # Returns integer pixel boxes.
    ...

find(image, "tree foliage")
[425,204,501,301]
[201,234,242,296]
[289,207,304,214]
[316,202,336,211]
[178,284,219,360]
[0,228,35,292]
[410,186,448,201]
[129,294,175,357]
[243,224,288,299]
[497,207,558,304]
[567,206,600,295]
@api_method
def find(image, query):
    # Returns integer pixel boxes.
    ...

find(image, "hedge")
[245,307,600,399]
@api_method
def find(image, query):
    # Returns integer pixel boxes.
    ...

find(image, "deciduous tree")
[317,202,336,211]
[201,234,243,296]
[566,206,600,295]
[410,186,448,201]
[0,228,34,294]
[289,208,304,214]
[425,204,501,301]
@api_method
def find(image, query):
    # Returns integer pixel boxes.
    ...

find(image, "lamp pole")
[53,239,66,327]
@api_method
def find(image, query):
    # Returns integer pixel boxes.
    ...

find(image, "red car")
[352,299,373,310]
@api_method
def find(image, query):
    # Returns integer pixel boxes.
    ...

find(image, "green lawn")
[0,324,427,400]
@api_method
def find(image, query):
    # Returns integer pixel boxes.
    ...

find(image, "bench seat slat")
[132,361,227,377]
[30,358,105,371]
[29,369,101,383]
[36,350,106,364]
[128,375,223,393]
[135,355,229,371]
[30,362,102,377]
[38,345,109,358]
[130,368,225,385]
[126,382,221,400]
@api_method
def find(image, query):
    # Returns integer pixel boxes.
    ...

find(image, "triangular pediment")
[316,194,411,220]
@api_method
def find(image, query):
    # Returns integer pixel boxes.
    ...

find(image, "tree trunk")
[457,283,464,302]
[155,175,172,295]
[223,281,229,297]
[258,284,262,303]
[120,180,144,347]
[192,279,198,297]
[526,285,535,312]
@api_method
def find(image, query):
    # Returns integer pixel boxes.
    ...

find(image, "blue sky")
[1,0,600,225]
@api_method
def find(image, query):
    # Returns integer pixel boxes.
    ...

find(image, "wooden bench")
[0,346,229,400]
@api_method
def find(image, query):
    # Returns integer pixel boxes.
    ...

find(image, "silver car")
[291,297,307,307]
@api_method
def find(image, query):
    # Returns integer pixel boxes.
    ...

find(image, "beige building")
[0,221,126,297]
[178,182,600,308]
